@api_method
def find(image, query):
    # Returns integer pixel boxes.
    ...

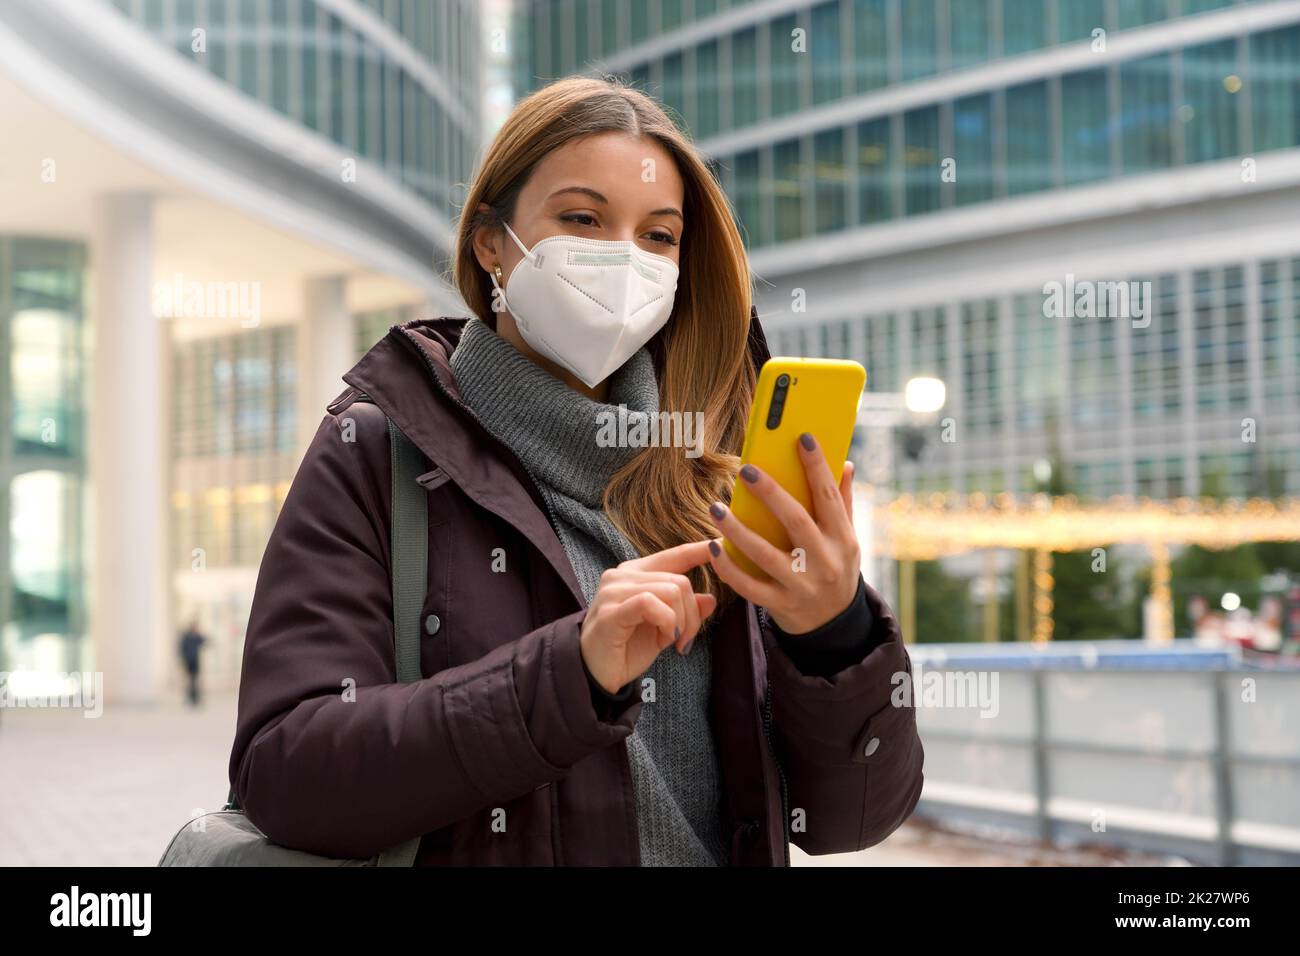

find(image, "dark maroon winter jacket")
[228,313,924,865]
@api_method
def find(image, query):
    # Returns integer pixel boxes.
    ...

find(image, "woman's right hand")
[579,541,718,695]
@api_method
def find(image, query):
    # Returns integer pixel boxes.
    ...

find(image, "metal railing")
[907,650,1300,865]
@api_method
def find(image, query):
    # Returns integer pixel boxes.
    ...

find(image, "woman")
[229,76,923,866]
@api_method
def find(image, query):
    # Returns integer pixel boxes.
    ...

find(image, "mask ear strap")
[501,221,533,262]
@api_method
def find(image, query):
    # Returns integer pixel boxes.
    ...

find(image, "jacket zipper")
[756,604,792,867]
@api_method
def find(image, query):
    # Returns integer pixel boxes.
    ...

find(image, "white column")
[297,275,354,453]
[90,193,165,705]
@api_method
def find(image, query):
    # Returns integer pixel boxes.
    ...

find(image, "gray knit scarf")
[449,317,728,866]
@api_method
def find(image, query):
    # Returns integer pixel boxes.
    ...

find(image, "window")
[1057,0,1106,44]
[661,0,684,32]
[629,0,648,45]
[900,0,938,80]
[953,93,994,204]
[1005,81,1053,194]
[904,106,941,214]
[207,0,229,81]
[1183,39,1240,164]
[1003,0,1049,55]
[1061,69,1110,185]
[1118,0,1169,31]
[573,0,592,70]
[857,117,893,224]
[600,0,621,57]
[1249,25,1300,153]
[961,299,1001,432]
[852,0,888,93]
[772,139,804,242]
[661,53,685,129]
[695,40,721,138]
[864,313,898,393]
[1120,53,1173,172]
[731,27,759,128]
[811,2,843,105]
[949,0,991,69]
[301,4,319,130]
[8,240,85,459]
[733,150,762,246]
[770,14,801,118]
[814,128,848,234]
[1014,292,1057,429]
[270,0,289,115]
[237,0,261,100]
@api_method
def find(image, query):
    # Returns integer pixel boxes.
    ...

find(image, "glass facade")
[167,303,421,580]
[766,255,1300,501]
[171,324,297,571]
[108,0,482,221]
[517,0,1300,509]
[523,1,1298,249]
[0,238,89,679]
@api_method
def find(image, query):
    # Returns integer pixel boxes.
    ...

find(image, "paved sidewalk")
[0,691,1178,867]
[0,692,240,867]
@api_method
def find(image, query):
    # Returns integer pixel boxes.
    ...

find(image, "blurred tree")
[1050,546,1136,641]
[913,558,978,642]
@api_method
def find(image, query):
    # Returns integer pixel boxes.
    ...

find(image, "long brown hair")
[453,76,755,604]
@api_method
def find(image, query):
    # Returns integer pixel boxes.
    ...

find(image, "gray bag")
[159,415,428,867]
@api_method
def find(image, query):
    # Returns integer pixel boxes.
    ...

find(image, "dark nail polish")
[708,539,721,557]
[800,432,816,451]
[740,464,759,484]
[709,501,726,520]
[678,638,694,656]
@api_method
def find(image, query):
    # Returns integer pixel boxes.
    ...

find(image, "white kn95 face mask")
[489,220,680,388]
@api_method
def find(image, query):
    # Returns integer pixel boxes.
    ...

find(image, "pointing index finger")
[624,540,714,575]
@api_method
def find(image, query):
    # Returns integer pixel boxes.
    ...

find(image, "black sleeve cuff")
[768,575,879,678]
[582,654,638,721]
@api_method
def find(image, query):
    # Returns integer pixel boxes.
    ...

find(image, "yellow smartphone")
[724,357,866,578]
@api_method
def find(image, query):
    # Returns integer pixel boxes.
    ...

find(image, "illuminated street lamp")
[904,376,946,415]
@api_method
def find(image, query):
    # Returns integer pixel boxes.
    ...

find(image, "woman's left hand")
[705,432,861,634]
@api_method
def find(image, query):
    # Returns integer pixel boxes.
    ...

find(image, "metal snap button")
[424,613,441,636]
[862,736,881,757]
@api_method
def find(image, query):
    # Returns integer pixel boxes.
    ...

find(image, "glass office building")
[521,0,1300,499]
[107,0,480,222]
[0,0,482,698]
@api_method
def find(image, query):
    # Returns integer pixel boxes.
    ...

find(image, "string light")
[872,494,1300,644]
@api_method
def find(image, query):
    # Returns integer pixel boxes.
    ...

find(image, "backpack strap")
[374,413,427,866]
[386,415,427,684]
[226,397,428,867]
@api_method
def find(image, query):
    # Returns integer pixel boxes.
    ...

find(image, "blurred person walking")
[178,619,208,707]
